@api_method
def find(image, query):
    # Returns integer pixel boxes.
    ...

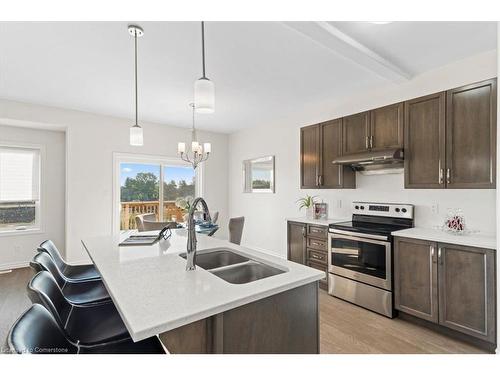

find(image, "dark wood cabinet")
[405,79,497,189]
[287,221,328,289]
[394,237,438,323]
[370,102,404,151]
[404,92,446,188]
[287,221,306,264]
[321,119,355,188]
[446,79,497,188]
[300,78,496,191]
[342,111,370,155]
[300,125,320,189]
[438,243,496,343]
[394,237,496,344]
[300,121,355,189]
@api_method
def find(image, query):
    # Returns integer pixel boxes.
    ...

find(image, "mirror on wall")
[243,156,275,193]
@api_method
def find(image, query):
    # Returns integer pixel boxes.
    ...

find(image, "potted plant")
[296,195,317,219]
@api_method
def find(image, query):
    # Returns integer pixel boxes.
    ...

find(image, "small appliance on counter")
[327,201,414,318]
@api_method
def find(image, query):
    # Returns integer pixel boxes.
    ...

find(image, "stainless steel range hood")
[332,148,404,175]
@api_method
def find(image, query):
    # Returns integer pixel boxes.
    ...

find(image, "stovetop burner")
[329,202,414,238]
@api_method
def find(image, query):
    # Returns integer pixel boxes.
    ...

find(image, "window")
[114,154,199,231]
[0,146,41,232]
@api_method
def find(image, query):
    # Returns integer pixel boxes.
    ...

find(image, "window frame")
[0,141,45,237]
[112,152,203,234]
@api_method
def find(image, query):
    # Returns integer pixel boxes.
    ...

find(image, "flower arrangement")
[175,196,194,212]
[442,209,466,234]
[296,195,318,219]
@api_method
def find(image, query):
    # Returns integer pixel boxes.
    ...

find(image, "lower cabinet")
[287,221,306,264]
[287,221,328,289]
[394,237,496,344]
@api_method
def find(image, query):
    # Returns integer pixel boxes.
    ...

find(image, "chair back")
[38,240,66,270]
[134,213,155,232]
[30,252,66,288]
[27,271,73,330]
[8,304,76,354]
[229,216,245,245]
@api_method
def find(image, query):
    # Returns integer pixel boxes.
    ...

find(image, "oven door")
[328,230,392,290]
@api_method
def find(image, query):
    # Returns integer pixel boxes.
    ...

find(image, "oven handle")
[329,229,389,243]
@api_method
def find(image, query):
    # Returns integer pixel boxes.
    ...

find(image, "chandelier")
[177,103,211,169]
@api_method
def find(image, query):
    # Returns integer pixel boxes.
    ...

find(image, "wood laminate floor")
[0,268,490,354]
[0,268,33,353]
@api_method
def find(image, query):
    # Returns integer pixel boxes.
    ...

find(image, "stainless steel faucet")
[186,197,211,271]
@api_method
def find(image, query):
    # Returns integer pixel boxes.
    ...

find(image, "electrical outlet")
[431,204,439,214]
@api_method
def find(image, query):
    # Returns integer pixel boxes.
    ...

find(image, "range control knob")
[360,206,365,210]
[402,208,407,213]
[355,205,359,210]
[395,208,400,213]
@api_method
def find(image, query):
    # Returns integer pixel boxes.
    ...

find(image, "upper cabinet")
[446,79,497,188]
[370,102,404,151]
[342,111,370,155]
[405,79,497,189]
[300,124,320,189]
[300,120,355,189]
[300,78,497,190]
[342,104,404,155]
[404,92,446,188]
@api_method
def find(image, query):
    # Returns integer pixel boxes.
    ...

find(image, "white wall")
[0,125,65,269]
[0,101,229,264]
[229,50,498,257]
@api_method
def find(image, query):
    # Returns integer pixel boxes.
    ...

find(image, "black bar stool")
[8,304,165,354]
[27,271,129,345]
[38,240,100,282]
[30,252,110,305]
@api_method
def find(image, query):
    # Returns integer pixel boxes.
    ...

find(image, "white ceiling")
[0,21,496,133]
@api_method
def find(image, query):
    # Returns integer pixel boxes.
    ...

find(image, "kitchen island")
[81,229,323,354]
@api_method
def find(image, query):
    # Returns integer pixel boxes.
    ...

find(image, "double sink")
[180,248,286,284]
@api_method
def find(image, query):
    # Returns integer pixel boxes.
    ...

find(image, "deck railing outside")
[120,201,186,230]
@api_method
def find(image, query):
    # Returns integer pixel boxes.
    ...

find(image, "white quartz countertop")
[286,217,349,226]
[82,230,324,342]
[392,227,496,250]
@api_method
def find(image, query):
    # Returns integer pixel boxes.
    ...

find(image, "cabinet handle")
[302,227,306,237]
[318,175,323,186]
[370,136,374,149]
[430,246,435,257]
[438,247,442,264]
[439,168,444,185]
[446,169,451,184]
[365,136,369,149]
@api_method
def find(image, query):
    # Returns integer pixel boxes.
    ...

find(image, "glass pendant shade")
[194,77,215,113]
[130,125,143,146]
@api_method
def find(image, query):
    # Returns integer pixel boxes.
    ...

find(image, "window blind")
[0,146,40,202]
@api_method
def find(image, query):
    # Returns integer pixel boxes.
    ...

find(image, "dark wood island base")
[159,282,319,354]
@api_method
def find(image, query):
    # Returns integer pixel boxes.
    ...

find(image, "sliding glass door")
[115,154,199,231]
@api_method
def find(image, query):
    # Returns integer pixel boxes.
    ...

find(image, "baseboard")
[0,261,30,272]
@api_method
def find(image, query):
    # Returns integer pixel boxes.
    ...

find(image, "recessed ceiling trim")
[284,21,411,83]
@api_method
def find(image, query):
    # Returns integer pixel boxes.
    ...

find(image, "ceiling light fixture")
[178,103,211,169]
[194,21,215,113]
[128,25,144,146]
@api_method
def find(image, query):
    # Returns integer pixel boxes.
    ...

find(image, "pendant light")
[178,103,211,169]
[128,25,144,146]
[194,21,215,113]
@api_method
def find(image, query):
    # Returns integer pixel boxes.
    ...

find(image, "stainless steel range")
[328,202,414,318]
